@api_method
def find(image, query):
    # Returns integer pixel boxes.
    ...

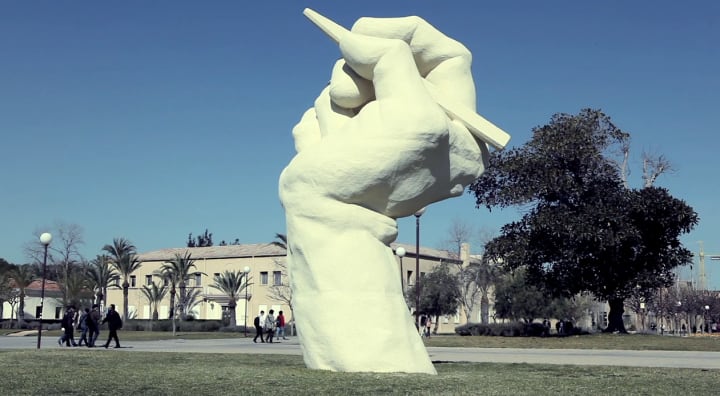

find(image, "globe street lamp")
[36,232,52,349]
[414,207,426,332]
[243,266,251,337]
[395,247,406,290]
[704,305,710,333]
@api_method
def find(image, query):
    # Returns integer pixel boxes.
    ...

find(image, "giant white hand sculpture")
[279,10,508,374]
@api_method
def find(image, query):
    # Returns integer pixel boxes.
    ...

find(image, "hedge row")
[123,319,248,333]
[455,322,586,337]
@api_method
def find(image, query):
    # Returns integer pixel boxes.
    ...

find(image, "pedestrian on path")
[253,310,265,343]
[101,304,123,348]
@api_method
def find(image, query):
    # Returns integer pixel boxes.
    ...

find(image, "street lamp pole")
[704,305,710,333]
[395,247,406,291]
[36,232,52,349]
[243,266,251,337]
[414,207,426,332]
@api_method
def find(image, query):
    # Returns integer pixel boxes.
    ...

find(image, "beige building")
[105,243,479,334]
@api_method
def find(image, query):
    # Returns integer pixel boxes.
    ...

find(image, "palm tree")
[140,280,168,328]
[158,251,200,320]
[87,255,120,307]
[102,238,142,321]
[8,264,37,323]
[270,233,287,250]
[210,270,249,327]
[62,266,94,309]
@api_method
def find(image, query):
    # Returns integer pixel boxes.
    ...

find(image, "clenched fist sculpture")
[279,9,509,374]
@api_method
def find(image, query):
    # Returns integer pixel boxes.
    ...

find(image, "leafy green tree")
[210,270,250,327]
[140,280,168,324]
[407,263,461,333]
[87,255,120,307]
[471,109,698,333]
[0,266,14,320]
[0,258,13,273]
[8,264,36,323]
[187,229,213,247]
[102,238,142,321]
[493,268,550,323]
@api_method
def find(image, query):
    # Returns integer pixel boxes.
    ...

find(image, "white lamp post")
[705,305,710,333]
[36,232,52,349]
[243,266,251,337]
[395,247,406,290]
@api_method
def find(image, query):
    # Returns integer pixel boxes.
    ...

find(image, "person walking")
[277,310,288,340]
[265,309,276,343]
[424,315,432,339]
[101,304,123,348]
[77,308,90,346]
[60,306,78,347]
[253,310,265,343]
[87,304,101,347]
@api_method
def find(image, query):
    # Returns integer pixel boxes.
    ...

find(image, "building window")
[55,307,62,319]
[114,279,120,287]
[406,270,413,286]
[130,275,136,288]
[273,271,282,286]
[260,271,268,285]
[145,275,152,286]
[195,273,202,287]
[36,306,42,319]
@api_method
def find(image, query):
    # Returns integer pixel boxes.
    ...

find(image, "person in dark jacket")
[87,304,102,347]
[101,304,123,348]
[253,310,265,343]
[61,306,78,347]
[77,308,90,346]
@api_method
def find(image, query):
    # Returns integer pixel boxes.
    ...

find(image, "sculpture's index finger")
[303,8,347,44]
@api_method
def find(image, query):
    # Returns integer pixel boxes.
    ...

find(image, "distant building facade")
[102,243,480,333]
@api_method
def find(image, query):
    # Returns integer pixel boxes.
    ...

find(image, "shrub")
[455,321,581,337]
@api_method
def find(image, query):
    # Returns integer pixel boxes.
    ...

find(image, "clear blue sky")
[2,1,718,288]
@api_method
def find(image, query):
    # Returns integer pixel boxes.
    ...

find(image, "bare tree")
[267,233,293,319]
[441,219,498,324]
[642,152,673,188]
[268,258,294,319]
[23,222,85,307]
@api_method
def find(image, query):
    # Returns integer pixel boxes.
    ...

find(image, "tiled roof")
[137,243,464,263]
[137,243,287,262]
[12,279,62,291]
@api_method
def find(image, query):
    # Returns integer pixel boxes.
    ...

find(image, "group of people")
[253,309,289,343]
[57,303,124,349]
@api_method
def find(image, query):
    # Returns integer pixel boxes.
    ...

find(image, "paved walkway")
[2,334,719,369]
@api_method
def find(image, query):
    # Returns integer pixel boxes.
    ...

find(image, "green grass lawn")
[0,350,717,395]
[2,332,720,394]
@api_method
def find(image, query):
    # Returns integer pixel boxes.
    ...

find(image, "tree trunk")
[18,293,25,322]
[169,289,176,319]
[228,300,237,328]
[179,282,186,319]
[481,294,490,324]
[122,282,129,321]
[604,298,627,333]
[96,291,103,307]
